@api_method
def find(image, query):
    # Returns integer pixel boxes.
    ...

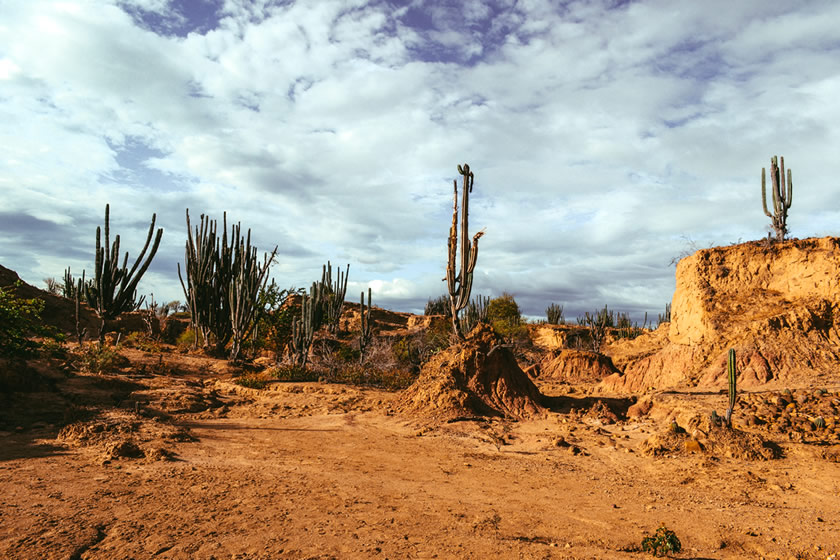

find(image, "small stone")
[684,439,703,453]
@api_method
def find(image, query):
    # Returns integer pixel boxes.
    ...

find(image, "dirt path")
[2,379,839,559]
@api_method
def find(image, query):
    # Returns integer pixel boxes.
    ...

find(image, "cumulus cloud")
[1,0,839,321]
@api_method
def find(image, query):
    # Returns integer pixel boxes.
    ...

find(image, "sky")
[2,0,840,323]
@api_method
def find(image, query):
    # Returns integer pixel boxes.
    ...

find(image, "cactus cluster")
[178,210,276,360]
[657,302,671,326]
[761,155,793,241]
[424,294,451,317]
[577,305,613,353]
[289,282,324,367]
[546,303,564,325]
[446,163,485,339]
[460,294,489,335]
[320,261,349,335]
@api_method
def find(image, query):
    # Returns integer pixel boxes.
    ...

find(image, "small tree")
[486,293,522,340]
[0,283,61,360]
[252,281,302,358]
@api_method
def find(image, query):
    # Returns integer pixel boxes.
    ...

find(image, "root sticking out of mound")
[399,324,544,422]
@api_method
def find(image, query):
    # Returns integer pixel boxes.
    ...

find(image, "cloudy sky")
[2,0,839,322]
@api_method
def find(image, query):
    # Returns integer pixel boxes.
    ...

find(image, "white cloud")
[1,0,839,321]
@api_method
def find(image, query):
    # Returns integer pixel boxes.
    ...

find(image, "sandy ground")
[1,356,840,560]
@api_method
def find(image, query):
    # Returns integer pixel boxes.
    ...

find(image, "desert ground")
[3,238,840,559]
[1,346,839,559]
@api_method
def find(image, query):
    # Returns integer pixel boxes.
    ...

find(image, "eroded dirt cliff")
[602,237,840,392]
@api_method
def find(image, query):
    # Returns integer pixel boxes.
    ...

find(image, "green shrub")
[335,345,361,363]
[176,328,199,351]
[252,282,303,358]
[74,343,125,374]
[486,293,528,341]
[234,375,269,389]
[424,318,453,353]
[39,338,68,360]
[392,338,414,365]
[0,283,61,360]
[641,525,681,556]
[123,331,162,353]
[268,364,318,382]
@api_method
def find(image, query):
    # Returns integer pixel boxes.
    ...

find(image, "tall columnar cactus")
[228,227,277,362]
[320,261,349,335]
[725,348,737,427]
[74,273,87,345]
[359,288,373,362]
[761,155,793,241]
[290,283,323,368]
[85,204,163,344]
[446,163,485,339]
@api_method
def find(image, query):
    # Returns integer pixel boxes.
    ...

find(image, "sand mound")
[398,324,544,421]
[640,420,781,461]
[539,349,620,383]
[57,409,192,461]
[602,237,840,393]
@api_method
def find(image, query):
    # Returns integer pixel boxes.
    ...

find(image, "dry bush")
[306,337,416,390]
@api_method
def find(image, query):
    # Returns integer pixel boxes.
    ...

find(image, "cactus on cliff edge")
[546,303,564,325]
[761,155,793,241]
[446,163,485,340]
[85,204,163,344]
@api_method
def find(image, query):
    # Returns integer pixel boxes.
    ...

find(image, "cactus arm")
[446,180,458,298]
[761,167,772,218]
